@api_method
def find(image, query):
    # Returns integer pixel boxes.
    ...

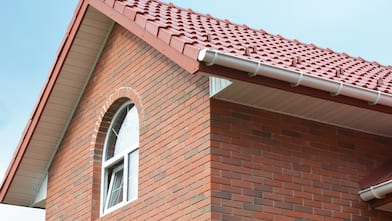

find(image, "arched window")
[101,100,139,214]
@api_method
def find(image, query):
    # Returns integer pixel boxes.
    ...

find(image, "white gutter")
[359,180,392,201]
[197,49,392,107]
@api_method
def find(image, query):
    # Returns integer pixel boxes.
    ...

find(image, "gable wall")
[46,24,211,220]
[41,19,392,221]
[211,99,392,221]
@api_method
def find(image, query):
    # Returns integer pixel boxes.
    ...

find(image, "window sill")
[100,197,138,217]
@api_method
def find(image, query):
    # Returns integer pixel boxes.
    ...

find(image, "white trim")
[209,76,232,97]
[198,49,392,107]
[291,72,303,87]
[103,154,123,168]
[103,144,138,168]
[127,149,139,201]
[103,200,127,215]
[205,50,218,66]
[123,152,129,204]
[104,164,124,210]
[35,19,116,209]
[331,82,344,96]
[359,180,392,201]
[32,174,47,207]
[100,101,139,216]
[369,90,381,105]
[249,61,261,77]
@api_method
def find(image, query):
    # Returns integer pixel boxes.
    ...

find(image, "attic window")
[101,101,139,215]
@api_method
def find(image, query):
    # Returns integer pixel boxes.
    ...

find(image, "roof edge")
[359,179,392,201]
[0,0,205,204]
[198,48,392,110]
[0,0,89,202]
[89,0,201,74]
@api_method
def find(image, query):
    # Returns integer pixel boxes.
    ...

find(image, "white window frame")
[100,101,139,216]
[104,164,124,211]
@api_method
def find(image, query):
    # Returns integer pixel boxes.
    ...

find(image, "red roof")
[2,0,392,207]
[107,0,392,93]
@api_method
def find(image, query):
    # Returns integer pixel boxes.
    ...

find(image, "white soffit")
[32,174,47,208]
[209,76,232,97]
[209,76,392,137]
[4,7,113,207]
[377,202,392,213]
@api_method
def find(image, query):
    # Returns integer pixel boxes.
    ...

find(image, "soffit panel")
[60,63,91,75]
[69,45,102,58]
[65,51,98,66]
[73,36,104,48]
[377,203,392,213]
[4,7,112,206]
[213,79,392,137]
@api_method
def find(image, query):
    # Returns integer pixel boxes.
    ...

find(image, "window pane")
[105,105,128,160]
[127,149,139,200]
[102,100,140,214]
[114,106,139,155]
[106,166,123,209]
[105,103,139,160]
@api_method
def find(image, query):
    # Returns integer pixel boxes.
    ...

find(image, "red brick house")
[1,0,392,220]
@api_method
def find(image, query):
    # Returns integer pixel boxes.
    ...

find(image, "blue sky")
[0,1,78,219]
[0,0,391,220]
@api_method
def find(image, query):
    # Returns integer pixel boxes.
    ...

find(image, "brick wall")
[44,21,392,221]
[46,24,211,220]
[210,99,392,221]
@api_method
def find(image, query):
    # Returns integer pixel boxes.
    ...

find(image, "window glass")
[105,166,124,208]
[127,149,139,200]
[114,106,139,155]
[101,100,139,215]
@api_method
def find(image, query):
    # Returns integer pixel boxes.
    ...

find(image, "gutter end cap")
[198,48,209,62]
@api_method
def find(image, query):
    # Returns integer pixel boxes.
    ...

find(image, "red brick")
[47,25,211,220]
[46,22,392,221]
[210,100,392,220]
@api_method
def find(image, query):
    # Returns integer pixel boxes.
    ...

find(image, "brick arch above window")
[89,87,143,219]
[97,87,144,131]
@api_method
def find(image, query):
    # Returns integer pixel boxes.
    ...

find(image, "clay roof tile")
[107,0,392,93]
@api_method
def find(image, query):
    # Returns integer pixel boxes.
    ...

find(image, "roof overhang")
[0,0,203,208]
[206,74,392,212]
[201,49,392,211]
[2,0,392,211]
[0,4,114,207]
[200,48,392,137]
[199,49,392,110]
[208,76,392,137]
